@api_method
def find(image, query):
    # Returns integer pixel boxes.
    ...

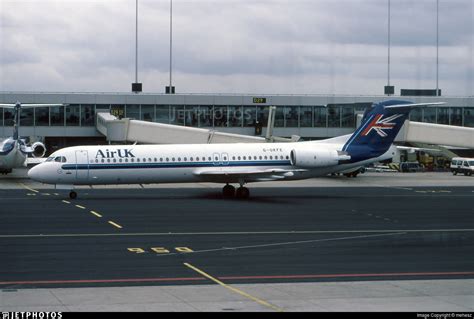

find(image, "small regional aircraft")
[28,100,443,199]
[0,102,63,174]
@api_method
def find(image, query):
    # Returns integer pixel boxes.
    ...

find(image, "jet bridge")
[96,107,297,144]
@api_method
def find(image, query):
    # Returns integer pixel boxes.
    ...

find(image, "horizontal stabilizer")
[384,102,445,109]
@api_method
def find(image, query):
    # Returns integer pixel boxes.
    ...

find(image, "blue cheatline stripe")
[62,160,292,170]
[342,114,374,152]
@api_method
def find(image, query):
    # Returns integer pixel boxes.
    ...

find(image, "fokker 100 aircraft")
[28,100,443,199]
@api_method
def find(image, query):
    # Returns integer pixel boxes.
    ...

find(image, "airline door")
[75,150,89,180]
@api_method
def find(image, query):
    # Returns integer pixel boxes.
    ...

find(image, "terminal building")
[0,92,473,157]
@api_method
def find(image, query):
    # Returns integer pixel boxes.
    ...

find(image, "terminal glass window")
[34,107,49,126]
[126,105,140,120]
[341,106,355,128]
[170,105,185,125]
[274,106,284,127]
[186,105,199,126]
[0,108,3,126]
[423,107,436,123]
[20,107,34,126]
[50,105,65,126]
[256,106,269,127]
[300,106,313,127]
[228,106,243,127]
[450,107,463,126]
[156,105,169,124]
[314,106,327,127]
[327,105,341,127]
[141,105,154,122]
[464,108,474,127]
[437,107,449,124]
[81,105,95,126]
[214,106,228,127]
[285,106,299,127]
[199,105,213,127]
[66,105,80,126]
[4,108,13,126]
[243,106,256,127]
[409,108,422,122]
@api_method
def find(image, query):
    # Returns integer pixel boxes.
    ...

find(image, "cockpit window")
[46,157,54,162]
[54,156,67,163]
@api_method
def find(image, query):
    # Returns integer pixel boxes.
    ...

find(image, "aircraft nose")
[28,165,41,181]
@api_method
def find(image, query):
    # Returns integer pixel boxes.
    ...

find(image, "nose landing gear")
[69,191,77,199]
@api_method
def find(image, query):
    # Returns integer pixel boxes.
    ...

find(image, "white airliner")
[0,102,63,174]
[28,100,443,199]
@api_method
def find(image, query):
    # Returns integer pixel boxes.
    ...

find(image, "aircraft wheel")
[222,184,235,198]
[69,191,77,199]
[453,171,458,175]
[236,187,250,199]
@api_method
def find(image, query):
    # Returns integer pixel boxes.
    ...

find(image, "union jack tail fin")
[342,100,444,162]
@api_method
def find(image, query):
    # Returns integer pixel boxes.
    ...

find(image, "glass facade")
[0,103,473,130]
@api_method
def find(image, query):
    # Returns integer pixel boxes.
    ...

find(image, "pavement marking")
[62,200,71,204]
[163,232,407,257]
[17,182,39,193]
[90,210,102,218]
[108,221,123,229]
[184,262,284,312]
[42,193,51,196]
[75,205,86,209]
[1,228,473,238]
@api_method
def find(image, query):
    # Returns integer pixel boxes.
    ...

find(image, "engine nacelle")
[31,142,46,158]
[290,148,350,168]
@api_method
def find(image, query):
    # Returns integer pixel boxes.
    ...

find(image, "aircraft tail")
[342,100,444,163]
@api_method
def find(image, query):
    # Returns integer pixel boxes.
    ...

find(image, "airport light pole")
[436,0,439,96]
[168,0,174,94]
[132,0,142,93]
[384,0,394,96]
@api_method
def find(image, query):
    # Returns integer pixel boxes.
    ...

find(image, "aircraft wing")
[193,167,307,182]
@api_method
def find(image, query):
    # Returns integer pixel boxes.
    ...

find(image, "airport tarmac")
[1,170,473,312]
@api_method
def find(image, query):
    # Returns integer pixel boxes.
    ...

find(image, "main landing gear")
[222,183,250,199]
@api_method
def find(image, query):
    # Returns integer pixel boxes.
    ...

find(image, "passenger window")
[137,158,140,162]
[131,158,134,162]
[259,156,262,160]
[184,157,187,161]
[243,156,246,160]
[125,158,128,162]
[113,159,116,163]
[254,156,257,160]
[166,158,169,162]
[154,158,157,162]
[190,157,193,161]
[178,157,181,162]
[107,159,111,163]
[238,156,241,160]
[270,156,273,160]
[208,157,211,161]
[464,161,469,167]
[286,155,289,160]
[160,158,163,162]
[172,157,175,162]
[264,156,267,160]
[143,158,146,162]
[95,159,98,163]
[119,158,122,163]
[101,159,105,163]
[232,156,235,160]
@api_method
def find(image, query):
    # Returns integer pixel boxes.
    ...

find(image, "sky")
[0,0,473,96]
